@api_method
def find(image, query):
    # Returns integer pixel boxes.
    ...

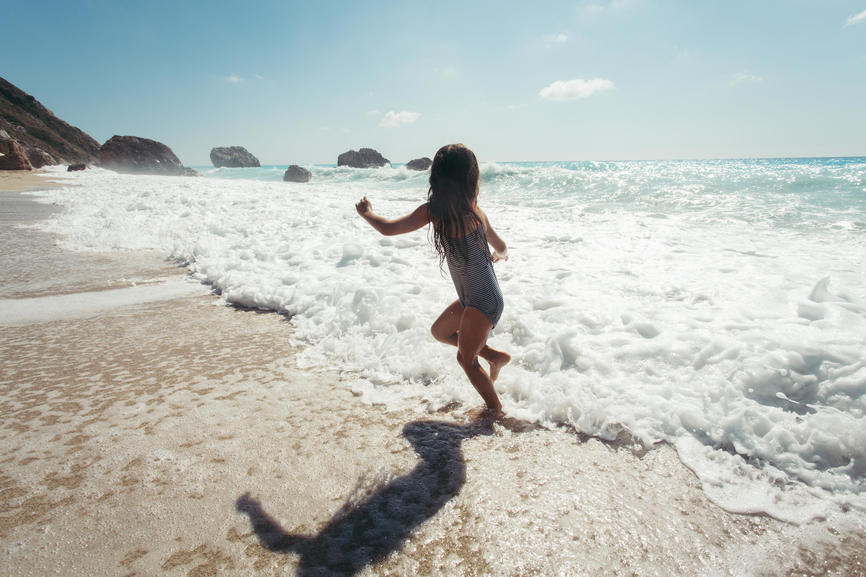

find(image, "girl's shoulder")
[473,205,491,229]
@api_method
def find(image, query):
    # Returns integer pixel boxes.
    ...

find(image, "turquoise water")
[195,157,866,228]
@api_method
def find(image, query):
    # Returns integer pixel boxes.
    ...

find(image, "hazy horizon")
[184,155,866,168]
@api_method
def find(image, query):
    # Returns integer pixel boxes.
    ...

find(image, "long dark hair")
[426,144,490,270]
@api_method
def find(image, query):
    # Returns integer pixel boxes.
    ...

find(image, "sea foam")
[26,159,866,523]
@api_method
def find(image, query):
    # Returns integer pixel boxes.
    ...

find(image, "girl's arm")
[356,197,430,236]
[477,207,508,262]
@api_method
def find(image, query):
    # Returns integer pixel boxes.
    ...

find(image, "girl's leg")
[456,307,502,412]
[430,300,464,347]
[431,300,511,382]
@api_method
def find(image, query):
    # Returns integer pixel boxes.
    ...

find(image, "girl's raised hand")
[355,196,372,216]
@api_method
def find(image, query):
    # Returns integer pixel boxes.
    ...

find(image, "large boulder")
[100,135,192,176]
[337,148,389,168]
[0,76,100,165]
[210,146,260,168]
[283,165,311,183]
[26,147,56,168]
[0,132,32,170]
[405,157,432,171]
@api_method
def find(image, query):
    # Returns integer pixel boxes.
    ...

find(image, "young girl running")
[355,143,511,414]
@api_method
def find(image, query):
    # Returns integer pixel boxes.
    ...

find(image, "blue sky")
[2,0,865,164]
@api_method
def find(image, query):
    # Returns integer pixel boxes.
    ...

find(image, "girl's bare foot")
[466,404,503,421]
[484,349,511,383]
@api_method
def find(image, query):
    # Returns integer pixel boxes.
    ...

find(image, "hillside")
[0,76,100,166]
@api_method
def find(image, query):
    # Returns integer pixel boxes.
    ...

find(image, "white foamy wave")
[479,161,533,177]
[198,164,432,188]
[25,159,866,523]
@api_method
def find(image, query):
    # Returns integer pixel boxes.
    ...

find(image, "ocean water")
[29,158,866,525]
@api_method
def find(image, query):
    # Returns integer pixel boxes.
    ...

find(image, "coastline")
[1,188,864,576]
[0,169,70,192]
[0,185,185,300]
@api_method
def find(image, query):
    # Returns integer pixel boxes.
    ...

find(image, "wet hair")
[426,143,491,270]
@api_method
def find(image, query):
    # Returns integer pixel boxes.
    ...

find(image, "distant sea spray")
[200,157,866,227]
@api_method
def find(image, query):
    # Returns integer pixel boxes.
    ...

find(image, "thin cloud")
[379,110,420,128]
[226,75,245,83]
[731,71,762,85]
[582,3,604,16]
[540,78,614,101]
[254,74,264,80]
[581,0,631,16]
[673,45,691,63]
[366,110,381,116]
[541,33,569,47]
[845,9,866,26]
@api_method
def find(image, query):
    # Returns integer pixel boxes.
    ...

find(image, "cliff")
[0,76,100,166]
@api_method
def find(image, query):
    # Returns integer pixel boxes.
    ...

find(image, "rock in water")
[283,165,311,183]
[405,157,432,171]
[0,76,100,165]
[100,135,191,176]
[0,132,32,170]
[67,163,87,172]
[337,148,389,168]
[210,146,260,168]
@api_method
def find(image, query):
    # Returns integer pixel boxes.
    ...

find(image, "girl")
[355,143,511,414]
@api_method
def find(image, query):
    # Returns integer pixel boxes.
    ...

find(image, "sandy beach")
[1,183,864,576]
[0,170,68,193]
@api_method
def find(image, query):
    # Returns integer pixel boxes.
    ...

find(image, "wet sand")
[1,189,864,576]
[0,187,186,299]
[0,171,59,193]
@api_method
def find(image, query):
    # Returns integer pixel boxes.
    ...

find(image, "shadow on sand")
[236,419,492,576]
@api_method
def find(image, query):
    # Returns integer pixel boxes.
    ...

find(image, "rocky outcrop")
[283,165,311,183]
[100,135,195,176]
[337,148,389,168]
[0,131,31,170]
[405,157,432,171]
[26,147,55,168]
[210,146,260,168]
[0,76,100,165]
[67,163,87,172]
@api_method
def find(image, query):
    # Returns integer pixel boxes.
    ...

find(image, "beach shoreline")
[0,169,71,192]
[1,185,864,576]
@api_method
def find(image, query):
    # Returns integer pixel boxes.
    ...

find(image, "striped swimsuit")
[445,227,504,328]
